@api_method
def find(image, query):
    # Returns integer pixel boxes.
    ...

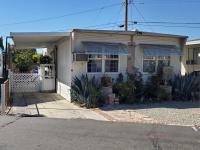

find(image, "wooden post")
[125,0,129,31]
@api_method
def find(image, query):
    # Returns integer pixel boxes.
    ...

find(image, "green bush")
[71,74,101,108]
[157,88,170,101]
[143,75,160,100]
[113,73,136,104]
[40,55,52,64]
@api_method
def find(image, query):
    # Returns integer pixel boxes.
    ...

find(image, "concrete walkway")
[9,93,107,121]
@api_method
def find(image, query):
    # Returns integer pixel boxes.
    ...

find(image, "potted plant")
[100,75,113,103]
[101,76,112,87]
[40,55,52,64]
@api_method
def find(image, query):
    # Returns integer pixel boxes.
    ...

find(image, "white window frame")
[87,54,103,73]
[86,54,120,74]
[104,55,119,73]
[143,56,156,74]
[143,55,170,74]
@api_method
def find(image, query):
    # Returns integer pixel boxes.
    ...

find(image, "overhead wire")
[131,2,154,32]
[0,2,124,28]
[52,21,124,32]
[132,21,200,25]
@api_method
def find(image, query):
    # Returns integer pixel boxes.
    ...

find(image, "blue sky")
[1,0,200,40]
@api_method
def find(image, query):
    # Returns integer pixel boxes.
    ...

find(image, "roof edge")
[10,32,70,37]
[72,29,188,39]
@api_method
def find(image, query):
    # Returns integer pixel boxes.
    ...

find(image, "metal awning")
[10,32,70,49]
[75,42,128,55]
[141,44,182,56]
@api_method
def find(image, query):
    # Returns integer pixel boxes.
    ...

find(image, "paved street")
[0,116,199,150]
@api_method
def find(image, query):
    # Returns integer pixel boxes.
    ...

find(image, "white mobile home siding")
[72,32,128,80]
[56,37,72,101]
[72,32,183,81]
[133,35,182,80]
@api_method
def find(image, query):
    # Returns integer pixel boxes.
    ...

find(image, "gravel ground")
[100,101,200,126]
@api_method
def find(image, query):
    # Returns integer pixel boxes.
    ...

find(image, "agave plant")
[172,74,200,101]
[71,74,100,108]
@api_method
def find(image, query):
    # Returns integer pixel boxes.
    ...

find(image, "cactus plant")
[71,74,101,108]
[172,74,200,101]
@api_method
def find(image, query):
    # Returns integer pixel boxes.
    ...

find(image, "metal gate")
[10,72,40,93]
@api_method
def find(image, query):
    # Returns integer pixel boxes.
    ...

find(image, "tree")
[13,49,37,73]
[0,37,4,50]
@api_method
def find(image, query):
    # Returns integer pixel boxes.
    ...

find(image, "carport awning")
[141,44,182,56]
[10,32,70,49]
[75,42,129,55]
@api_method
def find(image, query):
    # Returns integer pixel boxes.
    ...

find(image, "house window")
[193,48,200,64]
[143,56,170,73]
[105,55,119,72]
[87,54,102,72]
[143,56,156,73]
[157,56,170,74]
[87,54,119,73]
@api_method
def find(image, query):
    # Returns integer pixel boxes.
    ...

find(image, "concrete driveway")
[9,93,107,121]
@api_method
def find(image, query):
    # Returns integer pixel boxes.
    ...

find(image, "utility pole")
[125,0,128,31]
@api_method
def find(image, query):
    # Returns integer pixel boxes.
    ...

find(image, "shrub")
[128,72,143,100]
[143,75,160,100]
[172,74,200,101]
[113,73,136,103]
[40,55,52,64]
[32,54,42,64]
[157,88,170,101]
[71,74,101,108]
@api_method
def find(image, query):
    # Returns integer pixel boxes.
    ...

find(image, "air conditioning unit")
[73,53,88,61]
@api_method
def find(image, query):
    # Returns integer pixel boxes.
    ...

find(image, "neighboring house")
[182,39,200,74]
[10,29,187,101]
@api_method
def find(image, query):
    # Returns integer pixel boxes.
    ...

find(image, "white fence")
[10,72,40,93]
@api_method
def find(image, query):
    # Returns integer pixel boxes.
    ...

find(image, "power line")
[110,4,124,30]
[131,3,154,32]
[137,0,200,4]
[52,21,124,32]
[132,21,200,25]
[0,2,124,28]
[131,23,200,29]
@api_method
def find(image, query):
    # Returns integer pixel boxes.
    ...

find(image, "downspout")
[70,31,74,83]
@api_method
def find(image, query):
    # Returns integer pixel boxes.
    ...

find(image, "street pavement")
[0,116,199,150]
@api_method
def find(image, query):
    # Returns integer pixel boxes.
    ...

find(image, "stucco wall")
[56,37,72,101]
